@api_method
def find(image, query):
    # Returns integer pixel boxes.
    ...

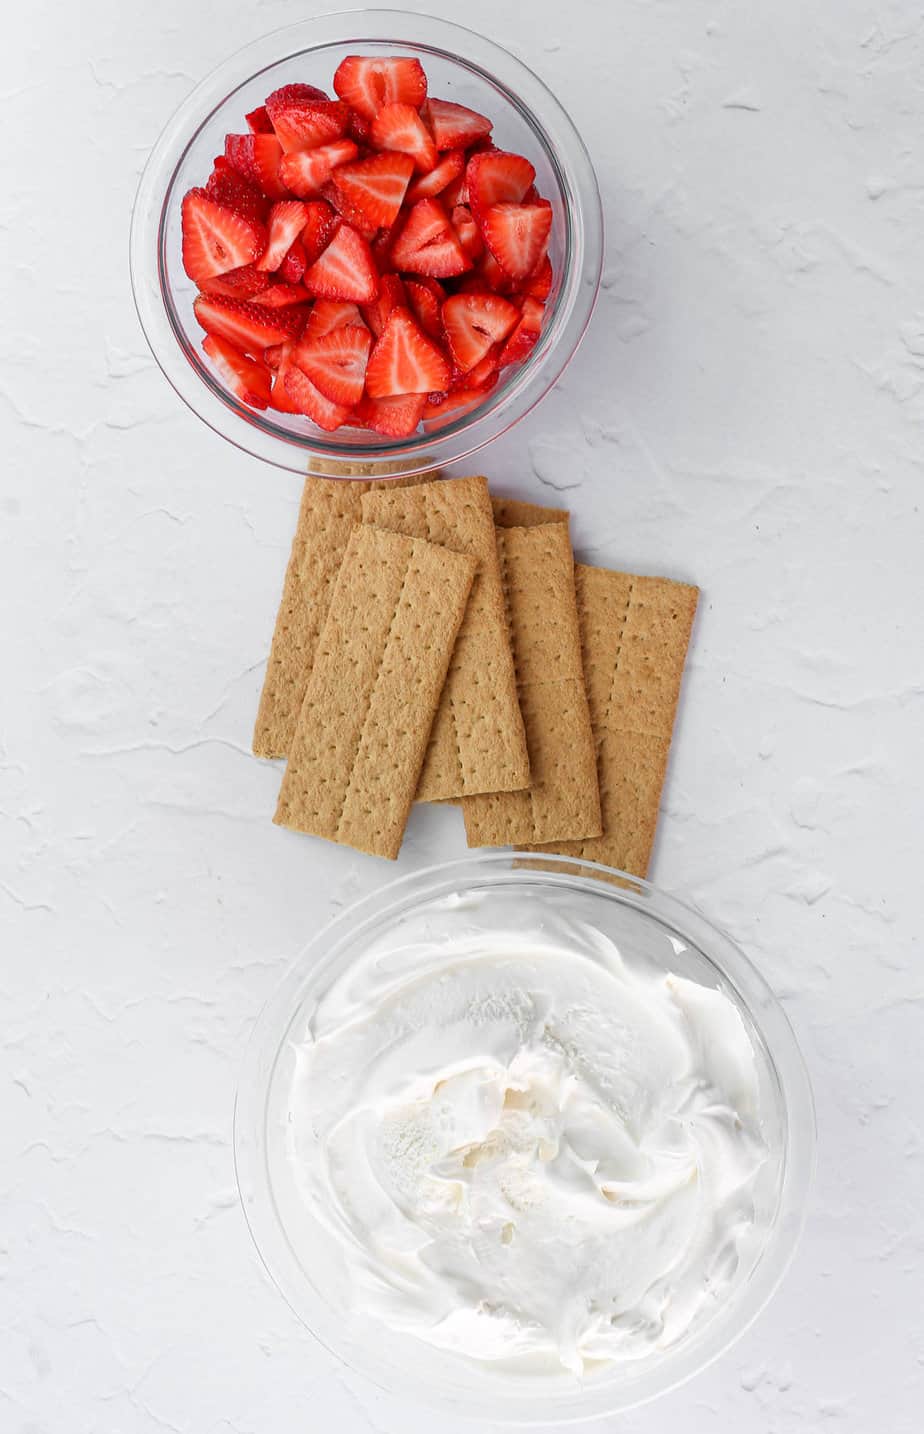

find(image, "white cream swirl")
[286,905,768,1373]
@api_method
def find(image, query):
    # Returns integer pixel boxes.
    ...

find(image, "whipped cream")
[286,899,768,1374]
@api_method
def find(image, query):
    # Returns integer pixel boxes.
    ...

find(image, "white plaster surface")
[2,1,923,1430]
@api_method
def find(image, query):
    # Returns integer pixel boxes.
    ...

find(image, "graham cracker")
[361,476,530,802]
[526,566,698,877]
[491,495,569,529]
[462,522,602,847]
[252,470,436,759]
[275,525,475,860]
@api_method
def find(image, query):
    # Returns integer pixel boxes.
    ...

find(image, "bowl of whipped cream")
[234,853,814,1420]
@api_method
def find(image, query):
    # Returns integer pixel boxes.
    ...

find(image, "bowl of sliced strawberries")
[131,9,603,476]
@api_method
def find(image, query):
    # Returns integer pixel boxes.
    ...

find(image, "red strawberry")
[321,179,378,237]
[283,364,351,429]
[245,105,273,134]
[406,148,465,202]
[422,387,486,427]
[451,204,483,260]
[304,300,365,338]
[424,98,492,151]
[300,200,338,265]
[264,86,349,153]
[361,273,406,338]
[365,305,451,396]
[181,189,267,283]
[223,134,287,199]
[205,163,269,224]
[264,343,284,369]
[193,293,305,354]
[441,291,519,372]
[372,224,397,271]
[331,152,415,230]
[452,347,500,390]
[390,199,471,278]
[466,150,535,223]
[279,239,307,283]
[202,335,272,409]
[333,55,427,121]
[477,247,515,292]
[252,283,310,308]
[279,139,358,197]
[270,342,302,411]
[523,253,553,302]
[257,200,310,271]
[441,172,466,209]
[347,108,374,145]
[404,277,444,340]
[302,222,379,302]
[498,295,544,366]
[199,263,271,299]
[292,323,371,406]
[481,202,552,282]
[371,102,438,173]
[354,391,426,437]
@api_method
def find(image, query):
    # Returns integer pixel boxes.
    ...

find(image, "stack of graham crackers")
[253,471,698,873]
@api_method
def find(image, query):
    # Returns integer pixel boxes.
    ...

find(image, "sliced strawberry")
[390,199,471,278]
[422,387,486,428]
[498,295,544,366]
[441,172,466,209]
[441,291,519,372]
[279,139,359,198]
[321,179,378,237]
[333,55,427,121]
[279,239,307,283]
[205,163,269,224]
[202,334,272,409]
[304,299,365,338]
[453,347,500,390]
[523,253,553,302]
[361,273,407,338]
[451,204,483,261]
[404,277,444,340]
[193,294,305,354]
[354,391,426,437]
[331,151,415,230]
[199,263,271,299]
[300,199,338,265]
[406,148,465,202]
[264,343,284,369]
[264,86,349,153]
[223,134,287,199]
[478,246,515,292]
[424,98,493,151]
[283,364,351,429]
[481,202,552,282]
[245,105,273,134]
[372,224,397,271]
[347,107,374,146]
[270,342,301,411]
[302,222,379,302]
[257,200,310,271]
[371,102,438,174]
[181,189,267,283]
[466,150,535,224]
[365,305,451,397]
[253,283,310,308]
[292,323,371,406]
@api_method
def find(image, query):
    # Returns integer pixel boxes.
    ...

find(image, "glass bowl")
[130,9,603,478]
[234,853,815,1422]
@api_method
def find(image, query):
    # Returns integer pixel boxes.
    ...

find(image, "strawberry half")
[205,162,269,225]
[264,86,349,153]
[292,323,371,406]
[333,55,427,121]
[202,335,272,409]
[441,291,519,372]
[451,204,483,261]
[404,277,444,340]
[199,263,271,300]
[354,392,427,437]
[257,200,310,271]
[498,295,544,366]
[252,283,310,308]
[283,364,351,429]
[193,293,305,354]
[523,253,553,302]
[279,139,358,197]
[302,222,379,303]
[181,189,267,283]
[279,239,307,283]
[300,200,338,265]
[365,305,451,396]
[481,202,552,282]
[422,387,486,428]
[331,151,415,230]
[390,199,471,278]
[304,300,365,338]
[223,134,287,199]
[361,272,407,338]
[245,105,273,134]
[466,150,535,224]
[424,98,492,151]
[371,102,438,174]
[406,148,465,202]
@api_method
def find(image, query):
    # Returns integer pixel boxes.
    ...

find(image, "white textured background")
[2,1,922,1430]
